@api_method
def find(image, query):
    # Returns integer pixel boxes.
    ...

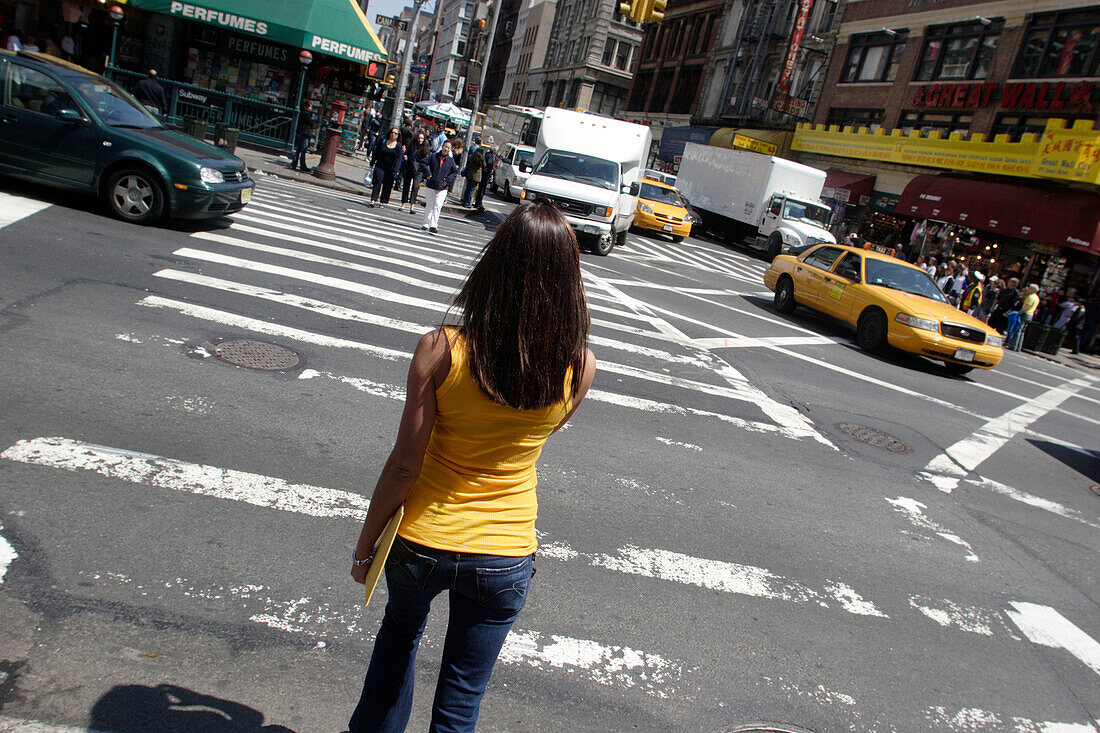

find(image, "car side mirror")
[56,108,85,123]
[839,268,859,282]
[519,162,530,172]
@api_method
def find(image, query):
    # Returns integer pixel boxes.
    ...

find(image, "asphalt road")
[1,176,1097,733]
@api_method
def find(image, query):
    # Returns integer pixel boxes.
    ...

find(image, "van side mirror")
[519,161,530,173]
[625,181,640,196]
[57,108,85,123]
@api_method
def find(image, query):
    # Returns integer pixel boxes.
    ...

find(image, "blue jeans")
[461,178,479,207]
[291,135,310,171]
[1009,312,1031,350]
[349,537,533,733]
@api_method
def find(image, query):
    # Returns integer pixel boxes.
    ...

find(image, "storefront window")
[841,31,908,83]
[899,110,973,136]
[1012,6,1100,78]
[916,20,1003,81]
[991,112,1098,140]
[825,107,885,129]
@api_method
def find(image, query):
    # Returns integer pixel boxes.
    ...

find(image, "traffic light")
[619,0,665,23]
[386,74,396,86]
[618,0,633,18]
[647,0,666,22]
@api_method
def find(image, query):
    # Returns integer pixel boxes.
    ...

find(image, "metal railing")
[108,66,297,149]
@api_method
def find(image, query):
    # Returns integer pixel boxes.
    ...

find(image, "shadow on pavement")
[1026,441,1100,484]
[89,683,296,732]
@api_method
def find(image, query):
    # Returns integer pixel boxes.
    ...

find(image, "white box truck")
[519,107,652,256]
[676,142,836,260]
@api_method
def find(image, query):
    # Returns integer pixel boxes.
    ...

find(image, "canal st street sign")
[910,80,1096,111]
[376,14,409,31]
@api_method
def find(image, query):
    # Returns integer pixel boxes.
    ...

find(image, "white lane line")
[966,475,1100,530]
[693,335,834,348]
[0,717,110,733]
[908,595,999,636]
[920,378,1093,492]
[925,707,1096,732]
[655,436,702,452]
[138,295,410,361]
[885,497,979,562]
[0,192,51,229]
[1007,602,1100,677]
[966,378,1100,429]
[0,522,17,584]
[1,437,371,519]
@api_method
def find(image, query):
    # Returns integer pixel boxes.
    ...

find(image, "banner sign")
[733,133,779,155]
[772,92,809,118]
[776,0,814,96]
[909,81,1097,111]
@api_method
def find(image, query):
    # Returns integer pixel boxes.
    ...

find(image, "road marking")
[1,437,370,519]
[920,378,1093,492]
[0,192,51,230]
[886,497,979,562]
[908,595,997,635]
[0,522,16,584]
[1006,602,1100,677]
[655,436,702,451]
[0,717,110,733]
[925,706,1096,732]
[966,476,1100,530]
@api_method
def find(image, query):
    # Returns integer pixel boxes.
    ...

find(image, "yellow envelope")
[364,505,404,607]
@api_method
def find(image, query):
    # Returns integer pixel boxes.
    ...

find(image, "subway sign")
[910,81,1096,111]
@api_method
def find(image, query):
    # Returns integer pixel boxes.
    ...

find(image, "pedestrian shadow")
[89,683,296,732]
[1026,440,1100,484]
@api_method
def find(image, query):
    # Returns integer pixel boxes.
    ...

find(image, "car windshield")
[70,76,161,129]
[533,151,619,190]
[864,259,948,302]
[783,200,831,228]
[640,182,683,206]
[515,149,534,166]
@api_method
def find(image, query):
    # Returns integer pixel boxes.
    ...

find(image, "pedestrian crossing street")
[2,180,1100,731]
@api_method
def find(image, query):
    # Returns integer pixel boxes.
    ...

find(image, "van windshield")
[533,151,619,190]
[783,200,831,228]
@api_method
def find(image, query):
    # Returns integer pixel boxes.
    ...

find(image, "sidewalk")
[234,144,499,223]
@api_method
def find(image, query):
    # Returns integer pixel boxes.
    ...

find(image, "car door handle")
[795,266,803,272]
[824,276,833,283]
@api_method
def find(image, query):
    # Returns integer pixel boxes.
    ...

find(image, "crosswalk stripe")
[0,191,51,230]
[1007,602,1100,677]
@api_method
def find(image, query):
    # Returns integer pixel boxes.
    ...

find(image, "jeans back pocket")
[387,536,438,591]
[475,556,532,613]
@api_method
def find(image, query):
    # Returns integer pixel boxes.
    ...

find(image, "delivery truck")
[519,107,651,256]
[676,142,836,260]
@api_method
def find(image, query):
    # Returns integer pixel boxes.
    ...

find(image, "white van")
[520,108,652,256]
[492,142,536,201]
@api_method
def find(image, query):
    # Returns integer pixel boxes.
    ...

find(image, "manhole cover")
[714,723,816,733]
[837,423,909,453]
[210,338,303,371]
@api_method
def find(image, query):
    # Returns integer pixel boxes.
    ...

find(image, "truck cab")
[759,194,834,257]
[520,108,651,256]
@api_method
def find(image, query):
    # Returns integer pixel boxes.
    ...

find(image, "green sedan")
[0,50,253,224]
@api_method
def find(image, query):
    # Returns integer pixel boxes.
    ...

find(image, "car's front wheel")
[766,233,783,261]
[774,276,795,314]
[105,169,165,224]
[857,310,888,353]
[943,362,974,376]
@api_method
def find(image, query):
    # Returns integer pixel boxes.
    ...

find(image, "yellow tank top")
[399,327,573,556]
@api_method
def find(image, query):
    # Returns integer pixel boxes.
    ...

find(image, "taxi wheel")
[105,168,165,225]
[944,362,974,376]
[857,310,887,353]
[670,235,684,243]
[774,277,796,314]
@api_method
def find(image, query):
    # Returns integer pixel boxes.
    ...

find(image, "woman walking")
[369,127,405,207]
[418,139,460,234]
[400,132,430,215]
[348,201,596,733]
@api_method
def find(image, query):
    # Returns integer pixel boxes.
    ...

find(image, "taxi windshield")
[70,76,161,129]
[640,182,683,207]
[864,259,948,302]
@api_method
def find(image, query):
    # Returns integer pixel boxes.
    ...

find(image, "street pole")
[390,0,425,132]
[107,5,124,79]
[289,50,313,151]
[460,0,502,171]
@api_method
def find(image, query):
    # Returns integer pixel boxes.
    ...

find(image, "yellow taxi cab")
[763,244,1004,374]
[633,177,693,242]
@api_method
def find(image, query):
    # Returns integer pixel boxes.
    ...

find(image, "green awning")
[120,0,387,63]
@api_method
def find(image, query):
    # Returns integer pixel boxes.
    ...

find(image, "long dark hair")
[452,201,589,410]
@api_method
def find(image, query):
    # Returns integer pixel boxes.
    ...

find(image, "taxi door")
[792,246,844,311]
[818,251,864,322]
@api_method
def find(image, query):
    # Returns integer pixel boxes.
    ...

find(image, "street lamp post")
[107,5,124,79]
[460,0,502,171]
[289,50,313,149]
[389,0,426,132]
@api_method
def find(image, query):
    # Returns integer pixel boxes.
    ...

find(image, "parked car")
[763,244,1004,374]
[632,178,692,242]
[492,142,535,201]
[0,50,254,224]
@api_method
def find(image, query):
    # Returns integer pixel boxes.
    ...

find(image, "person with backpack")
[461,138,485,208]
[475,138,497,210]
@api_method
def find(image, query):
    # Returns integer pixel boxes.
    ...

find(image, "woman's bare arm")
[552,347,596,434]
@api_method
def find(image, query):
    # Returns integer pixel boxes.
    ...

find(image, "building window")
[991,112,1098,140]
[1012,6,1100,78]
[841,31,908,82]
[671,66,703,112]
[650,69,675,112]
[899,109,973,135]
[825,107,885,128]
[916,20,1003,81]
[615,42,630,70]
[603,39,616,66]
[817,0,838,33]
[627,70,653,110]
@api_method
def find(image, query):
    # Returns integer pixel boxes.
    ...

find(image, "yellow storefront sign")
[793,119,1100,186]
[732,133,779,156]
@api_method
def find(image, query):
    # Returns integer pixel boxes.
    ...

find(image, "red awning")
[822,170,875,206]
[897,175,1100,253]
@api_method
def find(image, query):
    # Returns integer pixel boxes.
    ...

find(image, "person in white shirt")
[5,29,23,51]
